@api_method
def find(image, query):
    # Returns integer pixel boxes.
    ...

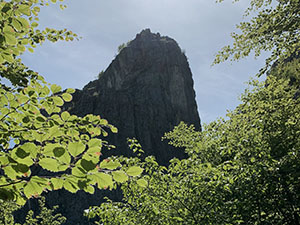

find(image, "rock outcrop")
[17,29,201,225]
[66,28,201,165]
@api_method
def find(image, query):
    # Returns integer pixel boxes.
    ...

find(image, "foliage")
[88,75,300,224]
[0,0,78,87]
[87,2,300,223]
[214,0,300,76]
[117,43,126,53]
[0,0,143,206]
[98,70,105,79]
[0,196,66,225]
[117,40,131,53]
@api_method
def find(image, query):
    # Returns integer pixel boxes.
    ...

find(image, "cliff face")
[66,29,201,165]
[17,29,201,225]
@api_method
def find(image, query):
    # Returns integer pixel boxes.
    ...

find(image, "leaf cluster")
[0,197,66,225]
[0,0,79,87]
[214,0,300,76]
[0,0,144,207]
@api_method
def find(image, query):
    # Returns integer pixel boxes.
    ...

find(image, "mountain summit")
[66,28,201,165]
[21,29,201,225]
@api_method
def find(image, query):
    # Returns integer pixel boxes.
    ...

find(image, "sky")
[21,0,268,125]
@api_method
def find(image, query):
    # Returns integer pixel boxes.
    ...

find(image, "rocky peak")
[67,29,200,165]
[45,29,201,224]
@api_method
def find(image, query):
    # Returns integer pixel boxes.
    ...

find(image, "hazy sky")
[21,0,267,125]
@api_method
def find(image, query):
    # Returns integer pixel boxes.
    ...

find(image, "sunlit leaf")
[126,166,143,177]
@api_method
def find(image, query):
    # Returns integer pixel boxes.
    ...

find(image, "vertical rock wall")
[66,29,201,165]
[17,29,201,225]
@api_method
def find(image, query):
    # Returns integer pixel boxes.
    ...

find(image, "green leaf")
[88,138,102,148]
[62,93,72,102]
[50,114,64,125]
[50,178,64,190]
[68,141,86,157]
[12,163,30,174]
[53,147,65,157]
[39,158,68,172]
[172,217,184,222]
[100,160,121,170]
[36,116,46,122]
[52,96,64,106]
[17,44,26,53]
[110,126,118,133]
[50,84,62,94]
[18,4,31,16]
[12,18,22,31]
[72,167,86,177]
[3,166,17,179]
[0,188,15,201]
[44,144,71,164]
[3,25,14,33]
[78,180,95,194]
[14,148,30,159]
[31,22,38,28]
[11,148,33,166]
[61,111,70,121]
[85,146,101,157]
[66,88,75,94]
[1,52,14,62]
[0,54,4,64]
[136,178,148,188]
[43,143,61,157]
[18,18,30,30]
[0,156,9,166]
[63,178,78,193]
[33,6,40,13]
[112,171,128,183]
[28,47,34,53]
[80,159,96,171]
[126,166,143,177]
[100,119,108,126]
[93,173,113,189]
[4,32,17,45]
[17,94,29,104]
[84,184,95,194]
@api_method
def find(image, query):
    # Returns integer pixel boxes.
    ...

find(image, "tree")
[117,40,131,53]
[87,0,300,224]
[89,75,300,225]
[0,0,142,206]
[0,197,66,225]
[214,0,300,78]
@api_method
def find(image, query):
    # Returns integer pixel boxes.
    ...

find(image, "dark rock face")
[17,29,201,225]
[66,28,201,165]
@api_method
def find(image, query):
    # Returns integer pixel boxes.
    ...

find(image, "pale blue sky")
[21,0,267,125]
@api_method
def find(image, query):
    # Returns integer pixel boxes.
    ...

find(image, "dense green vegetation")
[0,0,299,224]
[0,0,142,218]
[89,75,300,224]
[1,197,66,225]
[87,0,300,224]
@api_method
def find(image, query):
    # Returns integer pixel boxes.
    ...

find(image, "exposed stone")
[66,28,201,165]
[17,29,201,225]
